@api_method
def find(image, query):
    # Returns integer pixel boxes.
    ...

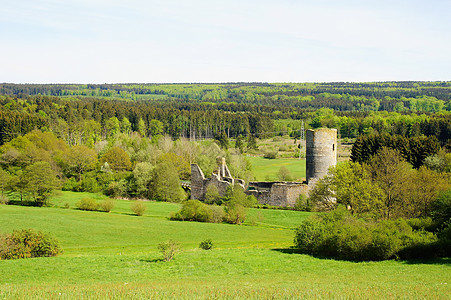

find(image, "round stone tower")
[306,128,337,184]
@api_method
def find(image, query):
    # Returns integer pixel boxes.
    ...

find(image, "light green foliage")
[65,145,98,181]
[105,117,120,140]
[150,161,185,202]
[0,229,61,260]
[100,146,131,171]
[131,200,146,216]
[23,161,60,206]
[76,197,98,211]
[204,184,221,205]
[157,240,180,262]
[0,168,11,197]
[277,166,294,181]
[171,200,213,223]
[149,119,164,137]
[120,117,132,135]
[159,152,190,180]
[99,199,115,213]
[105,179,127,198]
[294,209,438,261]
[137,118,147,137]
[131,162,154,198]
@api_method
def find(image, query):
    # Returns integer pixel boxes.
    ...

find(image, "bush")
[157,240,180,262]
[294,194,311,211]
[209,205,225,223]
[0,195,9,205]
[62,202,70,209]
[99,199,116,213]
[131,200,146,216]
[263,151,278,159]
[199,239,213,250]
[171,200,213,222]
[0,229,61,260]
[76,197,98,211]
[294,210,439,261]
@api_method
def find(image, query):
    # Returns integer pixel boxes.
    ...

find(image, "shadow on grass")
[139,258,164,263]
[271,248,451,265]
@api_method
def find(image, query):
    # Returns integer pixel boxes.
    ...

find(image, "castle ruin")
[190,128,337,207]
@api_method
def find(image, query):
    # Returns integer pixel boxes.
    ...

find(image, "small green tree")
[100,147,131,171]
[23,161,60,206]
[157,240,180,262]
[150,161,185,202]
[131,200,147,216]
[277,166,293,181]
[235,135,244,153]
[204,184,221,204]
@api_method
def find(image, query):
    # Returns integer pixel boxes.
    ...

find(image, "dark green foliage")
[351,133,440,168]
[199,239,214,250]
[294,210,438,261]
[214,131,229,149]
[0,229,61,260]
[430,189,451,225]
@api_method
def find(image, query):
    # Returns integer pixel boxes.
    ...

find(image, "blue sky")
[0,0,450,83]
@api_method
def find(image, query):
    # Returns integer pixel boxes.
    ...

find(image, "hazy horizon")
[1,0,450,83]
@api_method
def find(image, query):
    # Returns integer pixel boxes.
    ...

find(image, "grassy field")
[247,156,306,181]
[0,192,450,299]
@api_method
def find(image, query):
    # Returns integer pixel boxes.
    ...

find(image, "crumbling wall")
[247,181,309,207]
[191,164,207,200]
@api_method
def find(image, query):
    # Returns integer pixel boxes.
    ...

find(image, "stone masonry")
[190,128,337,207]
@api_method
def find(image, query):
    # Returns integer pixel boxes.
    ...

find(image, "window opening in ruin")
[332,144,335,151]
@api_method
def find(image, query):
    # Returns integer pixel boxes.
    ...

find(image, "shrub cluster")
[0,229,61,260]
[131,200,146,216]
[294,209,439,261]
[170,200,224,223]
[76,197,99,211]
[76,197,116,212]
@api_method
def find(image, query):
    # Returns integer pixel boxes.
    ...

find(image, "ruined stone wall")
[247,181,309,207]
[191,164,206,201]
[306,128,337,184]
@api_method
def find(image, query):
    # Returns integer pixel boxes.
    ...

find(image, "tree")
[0,169,11,198]
[277,166,293,181]
[65,145,98,181]
[131,162,154,198]
[309,161,385,216]
[100,147,131,171]
[149,119,164,137]
[204,184,221,204]
[214,131,229,149]
[23,161,60,206]
[235,135,244,153]
[137,118,147,137]
[366,147,413,219]
[150,161,185,202]
[120,117,132,135]
[159,153,190,180]
[247,135,258,151]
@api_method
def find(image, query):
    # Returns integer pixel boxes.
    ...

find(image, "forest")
[0,81,450,262]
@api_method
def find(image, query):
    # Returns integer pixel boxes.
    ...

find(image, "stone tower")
[306,128,337,184]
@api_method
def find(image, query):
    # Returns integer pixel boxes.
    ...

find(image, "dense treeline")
[1,94,450,147]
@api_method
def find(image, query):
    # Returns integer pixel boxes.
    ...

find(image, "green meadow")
[247,156,306,181]
[0,192,450,299]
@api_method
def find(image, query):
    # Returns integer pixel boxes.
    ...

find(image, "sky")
[0,0,450,83]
